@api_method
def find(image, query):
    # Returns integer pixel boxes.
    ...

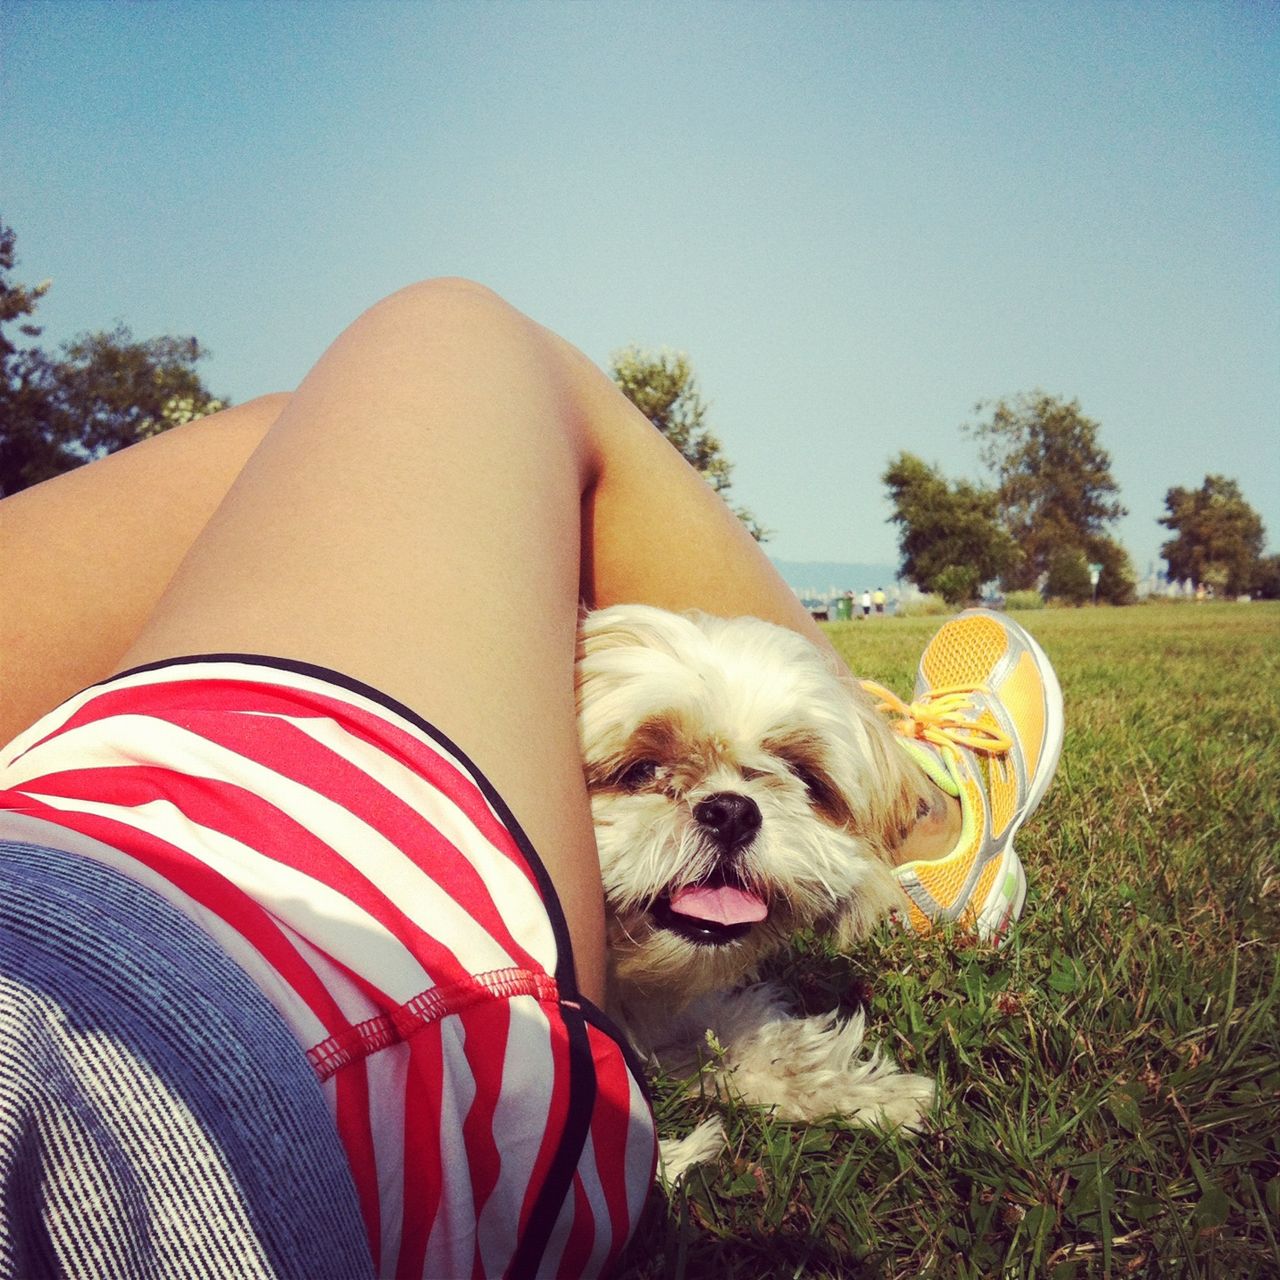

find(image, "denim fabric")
[0,840,374,1280]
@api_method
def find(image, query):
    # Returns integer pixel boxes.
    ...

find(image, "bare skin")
[0,279,959,1002]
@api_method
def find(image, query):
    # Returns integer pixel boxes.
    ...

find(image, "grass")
[612,602,1280,1279]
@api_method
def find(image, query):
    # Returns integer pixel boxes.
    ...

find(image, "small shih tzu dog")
[576,604,936,1171]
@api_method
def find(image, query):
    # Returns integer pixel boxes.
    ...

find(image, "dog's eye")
[616,759,659,790]
[787,762,837,810]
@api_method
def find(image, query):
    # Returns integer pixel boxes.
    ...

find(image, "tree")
[1254,554,1280,601]
[1160,475,1267,596]
[610,345,768,541]
[882,452,1020,604]
[969,392,1126,591]
[0,220,227,497]
[1044,546,1092,605]
[0,221,66,493]
[51,325,225,457]
[1089,534,1137,606]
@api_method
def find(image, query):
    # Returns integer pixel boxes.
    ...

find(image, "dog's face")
[576,605,921,1007]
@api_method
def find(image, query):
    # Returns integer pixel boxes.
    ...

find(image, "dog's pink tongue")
[669,883,768,926]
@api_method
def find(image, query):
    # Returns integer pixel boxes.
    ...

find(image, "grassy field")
[613,602,1280,1280]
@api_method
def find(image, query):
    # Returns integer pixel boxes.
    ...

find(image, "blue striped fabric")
[0,839,374,1279]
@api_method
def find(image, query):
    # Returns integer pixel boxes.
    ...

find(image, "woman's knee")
[361,275,524,337]
[307,276,599,483]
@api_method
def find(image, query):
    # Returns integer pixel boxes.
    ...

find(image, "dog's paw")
[835,1060,935,1132]
[657,1117,728,1187]
[699,991,936,1131]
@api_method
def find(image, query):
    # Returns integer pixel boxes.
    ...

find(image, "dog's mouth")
[650,872,769,946]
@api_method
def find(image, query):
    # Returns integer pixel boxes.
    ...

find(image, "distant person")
[861,588,872,618]
[874,586,886,615]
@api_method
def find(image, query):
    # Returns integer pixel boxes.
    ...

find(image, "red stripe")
[17,758,479,992]
[25,672,541,892]
[21,677,549,969]
[398,1029,447,1280]
[333,1054,383,1272]
[557,1172,596,1279]
[586,1023,653,1272]
[457,999,512,1278]
[182,710,545,972]
[0,789,349,1032]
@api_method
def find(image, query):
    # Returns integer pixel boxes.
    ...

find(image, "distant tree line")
[5,217,1270,591]
[884,392,1275,605]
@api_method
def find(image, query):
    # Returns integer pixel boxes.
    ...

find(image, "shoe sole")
[1008,616,1065,820]
[973,842,1027,941]
[958,610,1064,941]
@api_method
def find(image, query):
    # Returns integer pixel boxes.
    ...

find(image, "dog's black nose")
[694,792,762,851]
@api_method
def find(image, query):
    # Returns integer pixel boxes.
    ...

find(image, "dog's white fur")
[575,605,935,1165]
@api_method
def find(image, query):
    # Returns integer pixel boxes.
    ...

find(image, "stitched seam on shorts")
[306,967,560,1081]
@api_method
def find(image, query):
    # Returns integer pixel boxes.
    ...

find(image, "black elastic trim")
[508,1002,598,1280]
[99,652,582,998]
[576,999,653,1110]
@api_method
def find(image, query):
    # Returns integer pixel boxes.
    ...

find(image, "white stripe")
[536,1177,579,1280]
[3,659,557,961]
[473,995,556,1280]
[363,1041,410,1279]
[538,1115,609,1279]
[422,1022,481,1280]
[622,1066,658,1234]
[282,713,558,970]
[567,1103,611,1276]
[3,656,486,791]
[16,786,431,1000]
[4,716,520,991]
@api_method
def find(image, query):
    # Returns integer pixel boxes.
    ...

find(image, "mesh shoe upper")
[863,609,1064,940]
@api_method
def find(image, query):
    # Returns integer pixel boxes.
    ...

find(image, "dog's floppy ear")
[820,683,927,949]
[576,603,690,662]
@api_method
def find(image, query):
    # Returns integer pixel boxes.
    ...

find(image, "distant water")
[769,559,899,597]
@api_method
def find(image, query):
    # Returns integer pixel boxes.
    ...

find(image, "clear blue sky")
[4,0,1277,575]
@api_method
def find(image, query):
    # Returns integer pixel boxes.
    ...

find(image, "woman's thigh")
[0,394,285,743]
[117,279,607,1000]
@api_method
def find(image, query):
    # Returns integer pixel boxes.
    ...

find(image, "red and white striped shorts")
[0,656,656,1279]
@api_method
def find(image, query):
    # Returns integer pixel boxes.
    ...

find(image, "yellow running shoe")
[862,609,1064,942]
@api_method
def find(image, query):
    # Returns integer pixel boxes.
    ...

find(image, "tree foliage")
[1160,475,1267,596]
[0,222,62,493]
[610,345,767,541]
[1088,534,1137,606]
[0,220,226,497]
[53,325,225,457]
[882,452,1020,604]
[1253,554,1280,601]
[968,392,1126,591]
[1045,545,1092,605]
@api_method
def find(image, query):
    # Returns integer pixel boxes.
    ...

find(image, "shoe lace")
[860,681,1013,761]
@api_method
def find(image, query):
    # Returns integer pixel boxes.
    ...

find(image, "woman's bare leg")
[0,394,286,740]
